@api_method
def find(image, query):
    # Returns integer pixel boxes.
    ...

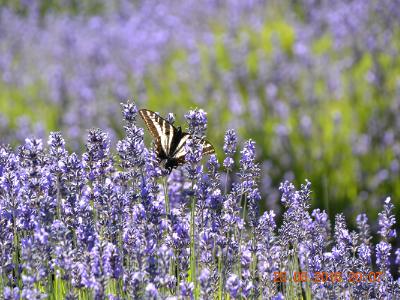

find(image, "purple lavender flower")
[102,242,123,280]
[246,187,261,227]
[333,214,351,263]
[239,140,258,179]
[278,180,312,248]
[121,101,138,123]
[223,129,237,171]
[378,197,396,240]
[226,274,241,299]
[272,293,284,300]
[395,248,400,266]
[358,243,371,264]
[376,241,392,271]
[184,108,208,137]
[356,213,371,245]
[180,281,194,299]
[198,268,212,296]
[83,128,111,168]
[48,132,67,158]
[258,244,281,299]
[3,287,20,300]
[184,137,203,180]
[223,129,238,157]
[145,283,159,299]
[166,112,175,124]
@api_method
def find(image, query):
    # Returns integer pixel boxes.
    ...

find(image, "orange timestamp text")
[273,271,383,283]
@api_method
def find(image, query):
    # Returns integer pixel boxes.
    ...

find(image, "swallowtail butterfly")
[139,109,215,172]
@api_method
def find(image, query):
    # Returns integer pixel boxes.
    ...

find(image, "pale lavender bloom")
[358,243,371,264]
[199,268,212,296]
[168,169,185,208]
[356,213,371,244]
[33,225,49,245]
[103,242,123,280]
[247,187,261,227]
[272,293,284,300]
[226,274,241,299]
[223,157,235,171]
[223,130,237,171]
[238,140,261,231]
[333,214,351,262]
[185,108,207,137]
[239,140,258,177]
[166,112,175,124]
[145,283,159,299]
[278,180,312,249]
[121,101,138,123]
[378,197,396,240]
[83,128,111,165]
[20,237,48,299]
[305,209,330,276]
[3,287,20,300]
[223,130,238,157]
[184,137,203,180]
[156,244,175,288]
[116,126,145,169]
[206,154,220,177]
[48,132,67,158]
[395,248,400,265]
[376,241,391,270]
[180,281,194,299]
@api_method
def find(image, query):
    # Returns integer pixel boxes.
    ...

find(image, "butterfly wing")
[170,133,191,166]
[139,109,176,158]
[171,135,215,166]
[200,139,215,155]
[139,108,215,170]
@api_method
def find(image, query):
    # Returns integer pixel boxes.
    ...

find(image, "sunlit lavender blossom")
[223,129,237,171]
[184,137,203,180]
[226,274,241,299]
[121,101,138,123]
[166,113,175,124]
[356,213,371,245]
[378,197,397,240]
[184,108,208,138]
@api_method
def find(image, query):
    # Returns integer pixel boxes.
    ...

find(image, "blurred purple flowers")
[0,102,399,299]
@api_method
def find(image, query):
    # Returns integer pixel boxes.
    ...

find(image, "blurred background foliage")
[1,0,400,226]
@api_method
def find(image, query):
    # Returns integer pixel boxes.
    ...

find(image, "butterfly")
[139,109,215,172]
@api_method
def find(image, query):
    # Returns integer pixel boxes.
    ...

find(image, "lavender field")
[0,102,399,299]
[1,0,400,299]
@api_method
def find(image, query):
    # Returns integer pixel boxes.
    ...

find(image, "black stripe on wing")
[139,108,215,171]
[172,136,215,161]
[200,139,215,155]
[139,109,175,155]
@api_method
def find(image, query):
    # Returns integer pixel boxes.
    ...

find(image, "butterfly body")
[139,109,214,173]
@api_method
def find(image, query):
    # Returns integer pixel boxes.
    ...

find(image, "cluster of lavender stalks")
[0,102,399,300]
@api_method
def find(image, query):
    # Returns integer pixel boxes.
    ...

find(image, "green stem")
[163,177,170,215]
[190,192,196,283]
[176,250,180,295]
[224,169,230,195]
[11,194,21,290]
[237,191,247,279]
[250,228,257,298]
[218,246,223,300]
